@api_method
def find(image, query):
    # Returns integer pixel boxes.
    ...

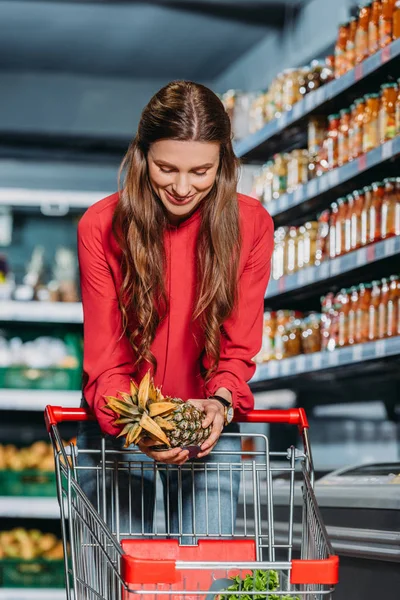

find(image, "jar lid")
[350,285,358,292]
[371,280,381,286]
[337,196,346,204]
[350,103,356,111]
[363,184,372,192]
[339,107,351,115]
[364,283,373,288]
[354,188,365,195]
[328,113,340,120]
[354,97,365,105]
[383,177,397,183]
[381,83,398,89]
[367,92,380,99]
[390,274,399,281]
[372,181,384,187]
[381,277,388,284]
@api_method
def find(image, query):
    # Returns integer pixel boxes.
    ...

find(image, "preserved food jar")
[338,288,351,347]
[387,275,399,336]
[275,310,293,360]
[378,277,390,338]
[287,149,308,192]
[283,317,303,358]
[361,184,373,245]
[282,68,300,111]
[262,161,274,204]
[356,282,372,343]
[315,209,330,265]
[379,82,398,143]
[369,0,383,54]
[286,226,298,275]
[296,225,305,271]
[348,286,360,345]
[346,17,358,72]
[382,177,400,238]
[393,0,400,38]
[379,0,395,46]
[272,227,287,281]
[338,108,351,166]
[321,293,334,351]
[260,311,277,361]
[396,78,400,134]
[348,103,357,161]
[302,221,318,267]
[344,193,354,253]
[301,313,322,354]
[328,296,342,352]
[351,189,365,249]
[308,117,327,157]
[329,201,339,258]
[326,113,340,170]
[335,197,347,256]
[272,154,287,199]
[369,181,384,242]
[355,2,372,63]
[363,93,381,153]
[353,97,366,157]
[335,22,350,77]
[368,279,381,340]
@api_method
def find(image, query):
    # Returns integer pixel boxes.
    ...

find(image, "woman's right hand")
[137,438,189,465]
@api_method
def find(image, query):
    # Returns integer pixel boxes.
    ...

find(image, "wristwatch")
[208,394,234,426]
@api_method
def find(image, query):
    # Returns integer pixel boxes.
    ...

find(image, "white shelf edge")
[0,301,83,324]
[0,496,59,518]
[0,389,81,411]
[0,187,110,209]
[0,590,66,599]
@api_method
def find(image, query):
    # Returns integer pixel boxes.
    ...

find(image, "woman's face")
[147,140,220,224]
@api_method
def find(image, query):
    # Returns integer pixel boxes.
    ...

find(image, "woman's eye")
[160,167,175,174]
[193,171,207,177]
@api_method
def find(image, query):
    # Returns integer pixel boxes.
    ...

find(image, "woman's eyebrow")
[154,160,214,169]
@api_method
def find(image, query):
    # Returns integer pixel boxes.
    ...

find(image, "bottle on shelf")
[335,22,350,77]
[356,282,372,343]
[346,17,358,72]
[369,0,382,54]
[393,0,400,38]
[338,108,351,166]
[379,0,395,47]
[315,210,330,265]
[286,226,298,275]
[353,97,366,158]
[396,78,400,135]
[361,184,373,245]
[387,274,399,336]
[368,279,382,340]
[328,294,342,351]
[348,285,360,345]
[344,193,354,254]
[326,113,340,170]
[355,2,372,63]
[363,93,381,153]
[379,82,398,144]
[338,288,351,347]
[302,221,318,268]
[381,177,400,238]
[321,293,334,351]
[351,188,365,250]
[378,277,390,338]
[369,181,384,243]
[335,197,347,256]
[348,103,357,161]
[329,201,339,258]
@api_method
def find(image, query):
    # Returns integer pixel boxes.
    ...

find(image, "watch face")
[226,406,234,423]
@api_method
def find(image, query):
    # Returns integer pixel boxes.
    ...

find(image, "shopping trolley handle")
[237,408,309,432]
[45,405,95,432]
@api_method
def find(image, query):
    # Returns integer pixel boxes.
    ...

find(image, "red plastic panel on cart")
[290,555,339,585]
[121,539,256,599]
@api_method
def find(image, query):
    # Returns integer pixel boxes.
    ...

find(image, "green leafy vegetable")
[218,570,300,600]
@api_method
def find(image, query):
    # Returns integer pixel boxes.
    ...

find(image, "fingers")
[200,412,224,453]
[138,441,189,465]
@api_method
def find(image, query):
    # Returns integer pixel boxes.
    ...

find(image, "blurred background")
[0,0,399,598]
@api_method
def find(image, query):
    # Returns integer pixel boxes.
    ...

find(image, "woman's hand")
[188,398,225,458]
[137,438,189,465]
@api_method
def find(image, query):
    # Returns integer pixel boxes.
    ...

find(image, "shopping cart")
[45,406,339,600]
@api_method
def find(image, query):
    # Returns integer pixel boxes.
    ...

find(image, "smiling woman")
[76,80,274,539]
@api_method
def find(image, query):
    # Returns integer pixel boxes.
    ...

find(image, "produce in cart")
[218,570,300,600]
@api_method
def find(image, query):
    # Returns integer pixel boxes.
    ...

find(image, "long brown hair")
[113,80,241,379]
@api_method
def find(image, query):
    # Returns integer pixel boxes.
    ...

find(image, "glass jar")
[348,286,360,345]
[361,184,373,245]
[308,117,327,157]
[335,22,350,78]
[283,317,303,358]
[315,209,330,265]
[287,149,309,192]
[382,177,400,238]
[346,17,358,72]
[344,193,354,254]
[369,280,381,340]
[275,310,293,360]
[260,311,277,361]
[387,275,399,336]
[396,78,400,134]
[363,93,381,153]
[393,0,400,38]
[296,225,306,271]
[356,282,372,343]
[369,0,383,54]
[272,154,287,199]
[261,161,274,204]
[286,226,298,275]
[272,227,287,281]
[379,0,395,47]
[282,68,300,111]
[353,97,366,158]
[378,277,390,338]
[379,82,398,143]
[338,108,351,166]
[328,298,342,352]
[326,113,340,170]
[348,103,357,161]
[351,189,365,249]
[329,201,339,258]
[338,288,351,347]
[355,2,372,63]
[369,181,384,243]
[335,197,348,256]
[321,293,334,351]
[301,313,322,354]
[302,221,319,267]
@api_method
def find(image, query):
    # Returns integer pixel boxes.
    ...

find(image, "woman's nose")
[172,174,190,197]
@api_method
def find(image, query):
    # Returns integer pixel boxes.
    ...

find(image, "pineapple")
[103,372,212,449]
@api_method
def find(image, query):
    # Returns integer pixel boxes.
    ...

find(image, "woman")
[77,80,273,541]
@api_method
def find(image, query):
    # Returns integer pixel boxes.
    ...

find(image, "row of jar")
[255,274,400,362]
[221,58,334,141]
[335,0,400,78]
[272,178,400,281]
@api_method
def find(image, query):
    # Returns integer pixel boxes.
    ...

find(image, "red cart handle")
[45,405,308,433]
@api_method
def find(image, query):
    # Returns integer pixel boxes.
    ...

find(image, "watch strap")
[208,394,232,408]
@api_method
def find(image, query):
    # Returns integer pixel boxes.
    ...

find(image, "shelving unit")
[0,590,66,599]
[0,302,83,324]
[0,497,59,518]
[0,390,80,411]
[0,188,108,210]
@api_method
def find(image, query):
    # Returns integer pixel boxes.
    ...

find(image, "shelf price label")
[330,257,341,276]
[352,344,363,362]
[384,236,396,257]
[357,154,367,172]
[374,340,386,357]
[312,353,322,370]
[292,101,303,120]
[319,175,329,192]
[356,247,367,266]
[328,169,340,187]
[294,186,304,204]
[381,45,391,64]
[355,63,363,81]
[328,351,340,366]
[382,139,393,160]
[296,355,306,373]
[281,360,291,376]
[268,361,279,378]
[318,261,329,280]
[307,179,318,198]
[279,194,289,211]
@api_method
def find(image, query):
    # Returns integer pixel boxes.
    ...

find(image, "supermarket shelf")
[0,301,83,323]
[0,187,109,210]
[0,590,65,599]
[0,497,59,518]
[251,336,400,384]
[234,38,400,160]
[266,137,400,221]
[0,389,81,411]
[266,235,400,300]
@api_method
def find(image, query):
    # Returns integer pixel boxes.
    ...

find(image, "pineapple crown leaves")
[103,371,178,448]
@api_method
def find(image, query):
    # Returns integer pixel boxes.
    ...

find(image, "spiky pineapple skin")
[165,399,212,447]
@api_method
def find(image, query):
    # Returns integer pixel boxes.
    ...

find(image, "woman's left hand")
[187,398,225,458]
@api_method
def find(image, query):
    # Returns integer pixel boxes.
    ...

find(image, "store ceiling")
[0,0,305,80]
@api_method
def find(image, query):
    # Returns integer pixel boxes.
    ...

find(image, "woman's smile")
[164,189,196,206]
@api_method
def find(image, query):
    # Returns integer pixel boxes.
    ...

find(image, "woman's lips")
[165,189,196,206]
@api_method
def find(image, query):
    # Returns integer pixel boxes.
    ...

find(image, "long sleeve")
[78,211,135,435]
[204,205,274,415]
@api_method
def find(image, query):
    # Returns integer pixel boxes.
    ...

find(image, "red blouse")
[78,192,273,435]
